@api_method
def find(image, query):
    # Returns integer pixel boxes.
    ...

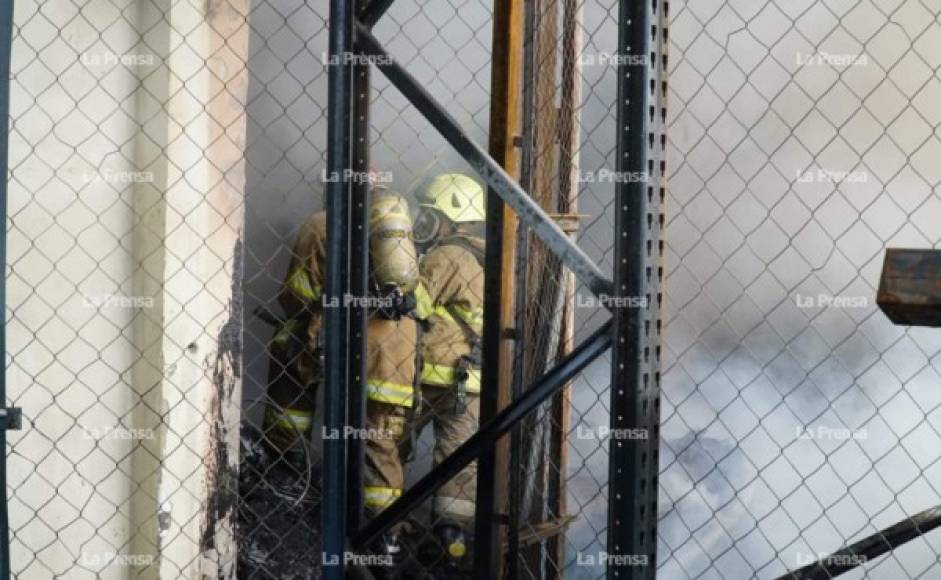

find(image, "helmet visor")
[412,206,441,246]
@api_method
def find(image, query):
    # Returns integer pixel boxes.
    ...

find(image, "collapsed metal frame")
[323,0,666,578]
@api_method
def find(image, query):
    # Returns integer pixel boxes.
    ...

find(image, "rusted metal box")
[877,248,941,327]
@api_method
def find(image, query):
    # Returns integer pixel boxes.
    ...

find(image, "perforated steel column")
[607,0,668,577]
[322,0,353,576]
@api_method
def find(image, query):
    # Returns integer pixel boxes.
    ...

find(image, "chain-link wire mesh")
[7,0,249,577]
[13,0,940,579]
[663,0,941,578]
[508,2,632,579]
[4,0,636,577]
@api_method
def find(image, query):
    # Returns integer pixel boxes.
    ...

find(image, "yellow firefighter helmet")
[420,173,486,223]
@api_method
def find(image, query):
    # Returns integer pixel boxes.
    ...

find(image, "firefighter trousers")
[364,400,410,517]
[417,385,480,527]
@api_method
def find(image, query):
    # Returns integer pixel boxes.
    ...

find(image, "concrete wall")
[6,0,248,577]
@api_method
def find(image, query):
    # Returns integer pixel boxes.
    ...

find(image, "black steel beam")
[477,172,504,580]
[507,1,537,576]
[353,21,614,301]
[360,0,395,28]
[607,0,665,578]
[475,1,521,576]
[352,320,614,548]
[323,0,354,577]
[346,0,371,531]
[774,504,941,579]
[0,0,13,578]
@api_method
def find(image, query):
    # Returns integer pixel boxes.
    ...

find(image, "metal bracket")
[549,212,583,235]
[0,407,22,431]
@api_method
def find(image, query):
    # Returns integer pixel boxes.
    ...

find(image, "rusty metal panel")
[877,248,941,328]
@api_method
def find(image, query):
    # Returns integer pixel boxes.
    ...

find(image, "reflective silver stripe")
[433,496,477,520]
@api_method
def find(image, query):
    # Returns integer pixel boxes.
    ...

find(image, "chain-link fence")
[663,0,941,578]
[7,0,940,578]
[5,0,643,578]
[236,0,642,578]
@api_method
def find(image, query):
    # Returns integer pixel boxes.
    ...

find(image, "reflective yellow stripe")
[364,486,402,510]
[265,407,314,431]
[272,319,299,347]
[287,266,321,301]
[415,282,434,320]
[420,363,481,393]
[414,282,483,334]
[366,380,414,407]
[450,304,483,334]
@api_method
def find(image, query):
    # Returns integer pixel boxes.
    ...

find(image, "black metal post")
[607,0,665,578]
[476,152,505,580]
[352,320,613,549]
[0,2,14,578]
[323,0,353,576]
[346,2,370,532]
[507,2,538,575]
[360,0,395,28]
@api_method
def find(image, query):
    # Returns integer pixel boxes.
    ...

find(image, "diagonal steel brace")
[354,22,615,301]
[351,320,613,548]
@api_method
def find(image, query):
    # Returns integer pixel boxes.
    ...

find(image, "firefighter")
[412,173,486,572]
[263,192,421,573]
[261,208,327,483]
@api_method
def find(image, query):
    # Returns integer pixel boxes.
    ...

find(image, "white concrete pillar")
[7,0,250,577]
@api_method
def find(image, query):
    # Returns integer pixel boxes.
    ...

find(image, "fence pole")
[607,0,666,577]
[323,0,353,576]
[0,1,15,578]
